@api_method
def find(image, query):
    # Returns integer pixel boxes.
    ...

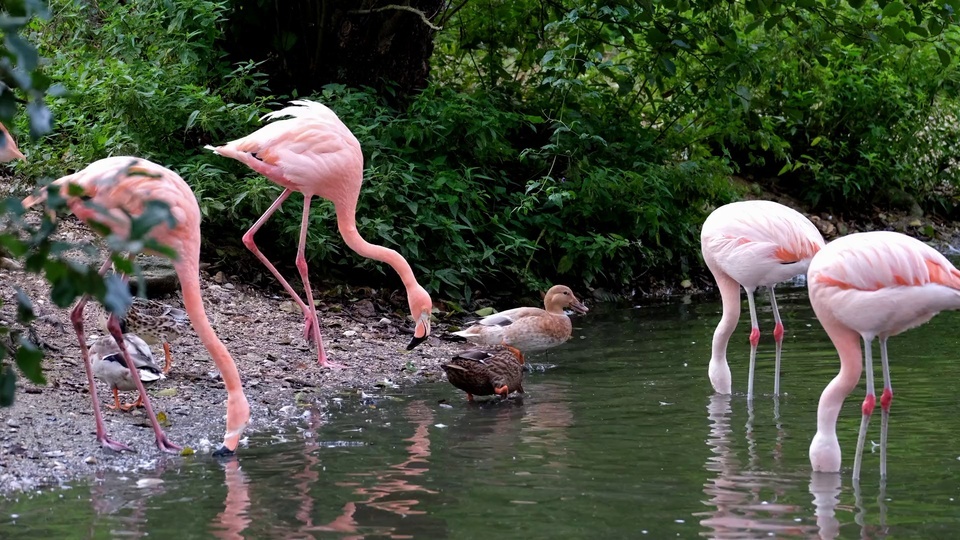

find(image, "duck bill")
[571,300,589,314]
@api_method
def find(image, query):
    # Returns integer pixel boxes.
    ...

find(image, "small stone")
[5,419,18,428]
[223,283,235,290]
[84,456,97,465]
[279,301,299,314]
[343,330,357,337]
[378,317,392,325]
[213,271,225,284]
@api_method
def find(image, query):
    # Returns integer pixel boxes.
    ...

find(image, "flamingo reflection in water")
[249,400,440,538]
[697,394,815,538]
[808,473,889,540]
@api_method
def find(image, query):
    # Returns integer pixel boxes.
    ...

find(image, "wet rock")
[128,255,180,297]
[354,299,376,318]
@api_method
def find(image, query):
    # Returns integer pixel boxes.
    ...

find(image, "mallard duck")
[442,344,525,401]
[90,333,165,411]
[451,285,589,352]
[97,297,188,374]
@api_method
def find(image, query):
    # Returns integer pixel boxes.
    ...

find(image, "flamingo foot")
[98,434,133,453]
[319,359,346,370]
[155,433,182,454]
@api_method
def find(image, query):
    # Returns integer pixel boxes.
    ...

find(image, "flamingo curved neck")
[809,323,863,472]
[709,273,741,394]
[335,204,421,291]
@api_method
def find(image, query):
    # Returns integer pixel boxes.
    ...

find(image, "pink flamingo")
[0,122,25,162]
[807,231,960,478]
[22,157,250,455]
[205,100,433,367]
[701,200,824,400]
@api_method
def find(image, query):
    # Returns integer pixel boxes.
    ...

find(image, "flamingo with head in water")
[807,230,960,478]
[205,100,433,368]
[22,157,250,456]
[700,200,825,400]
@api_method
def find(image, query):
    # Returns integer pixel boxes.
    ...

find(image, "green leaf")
[881,2,905,18]
[936,46,951,68]
[15,338,44,384]
[103,273,132,316]
[14,286,35,324]
[0,365,15,407]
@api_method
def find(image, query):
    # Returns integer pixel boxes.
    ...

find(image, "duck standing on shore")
[96,297,187,375]
[451,285,589,353]
[89,333,165,412]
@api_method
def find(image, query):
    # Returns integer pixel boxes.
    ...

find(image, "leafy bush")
[18,0,269,179]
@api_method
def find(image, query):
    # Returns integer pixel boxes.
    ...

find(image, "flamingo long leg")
[853,337,876,480]
[745,286,760,402]
[71,259,131,452]
[879,337,893,479]
[104,312,180,452]
[295,195,338,368]
[769,286,784,396]
[241,188,316,339]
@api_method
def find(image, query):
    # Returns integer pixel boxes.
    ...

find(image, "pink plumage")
[701,200,825,399]
[22,157,250,455]
[206,100,433,368]
[808,231,960,478]
[0,122,24,162]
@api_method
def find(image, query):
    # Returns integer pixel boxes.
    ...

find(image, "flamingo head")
[405,284,433,350]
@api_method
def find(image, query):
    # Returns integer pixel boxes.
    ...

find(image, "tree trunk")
[225,0,446,103]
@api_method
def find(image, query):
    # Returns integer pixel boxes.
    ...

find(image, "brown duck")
[442,344,525,401]
[96,297,188,374]
[451,285,588,353]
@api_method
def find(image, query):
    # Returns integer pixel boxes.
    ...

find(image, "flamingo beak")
[406,312,431,350]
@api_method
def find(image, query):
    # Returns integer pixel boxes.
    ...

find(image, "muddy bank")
[0,216,475,496]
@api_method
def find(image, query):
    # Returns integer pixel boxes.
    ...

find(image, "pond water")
[3,290,960,539]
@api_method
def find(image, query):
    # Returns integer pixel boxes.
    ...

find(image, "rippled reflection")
[698,394,813,538]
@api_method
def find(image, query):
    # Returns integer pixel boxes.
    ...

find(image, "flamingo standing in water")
[22,157,250,455]
[701,200,824,400]
[206,100,433,367]
[807,231,960,478]
[0,122,25,162]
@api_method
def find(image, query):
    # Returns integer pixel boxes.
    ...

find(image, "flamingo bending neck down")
[22,157,250,455]
[807,231,960,478]
[700,200,824,400]
[205,99,432,367]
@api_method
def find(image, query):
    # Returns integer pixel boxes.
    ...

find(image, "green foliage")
[18,0,268,178]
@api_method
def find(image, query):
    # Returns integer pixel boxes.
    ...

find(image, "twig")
[349,4,442,31]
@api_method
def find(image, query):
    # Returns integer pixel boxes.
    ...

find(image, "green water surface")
[3,290,960,539]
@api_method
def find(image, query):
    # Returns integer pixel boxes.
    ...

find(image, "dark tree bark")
[225,0,447,103]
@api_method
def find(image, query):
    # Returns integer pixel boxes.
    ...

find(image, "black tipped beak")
[407,334,428,350]
[212,445,236,458]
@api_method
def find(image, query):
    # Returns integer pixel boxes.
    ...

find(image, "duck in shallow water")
[90,333,165,411]
[442,344,525,401]
[451,285,589,353]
